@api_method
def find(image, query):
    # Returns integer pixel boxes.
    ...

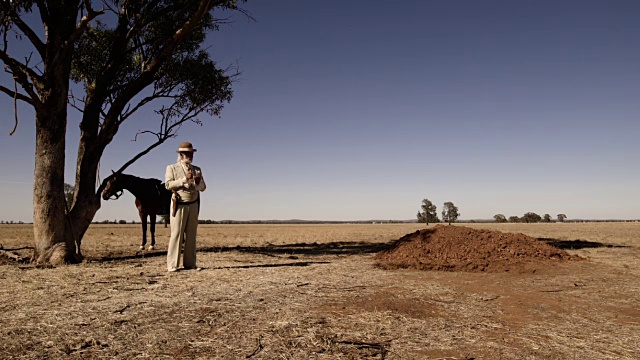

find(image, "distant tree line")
[198,219,410,224]
[493,213,568,223]
[4,217,639,225]
[92,220,137,225]
[89,219,412,225]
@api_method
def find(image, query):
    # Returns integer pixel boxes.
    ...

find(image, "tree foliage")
[508,215,520,223]
[543,214,552,223]
[522,212,542,223]
[441,201,459,225]
[417,198,438,225]
[493,214,507,223]
[557,214,567,222]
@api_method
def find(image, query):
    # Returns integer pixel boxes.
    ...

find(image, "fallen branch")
[0,248,28,263]
[245,335,263,358]
[335,339,390,359]
[114,304,130,314]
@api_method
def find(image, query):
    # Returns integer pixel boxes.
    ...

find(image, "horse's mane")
[118,173,163,185]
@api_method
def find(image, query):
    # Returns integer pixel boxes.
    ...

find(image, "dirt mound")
[374,225,579,273]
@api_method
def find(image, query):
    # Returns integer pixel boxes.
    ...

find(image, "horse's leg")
[140,211,147,250]
[149,214,156,250]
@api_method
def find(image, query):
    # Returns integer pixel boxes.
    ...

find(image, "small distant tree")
[493,214,507,223]
[118,220,127,224]
[441,202,460,225]
[543,214,552,223]
[160,214,170,228]
[557,214,567,222]
[64,183,75,212]
[508,216,520,223]
[417,198,438,225]
[522,212,542,223]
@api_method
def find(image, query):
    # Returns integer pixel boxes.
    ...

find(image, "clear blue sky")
[1,0,639,222]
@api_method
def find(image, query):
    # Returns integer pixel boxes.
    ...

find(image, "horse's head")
[102,173,125,200]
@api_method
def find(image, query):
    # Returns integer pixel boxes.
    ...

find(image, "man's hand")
[186,172,194,180]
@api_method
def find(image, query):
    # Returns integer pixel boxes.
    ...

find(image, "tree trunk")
[33,20,77,263]
[68,150,103,250]
[33,106,78,264]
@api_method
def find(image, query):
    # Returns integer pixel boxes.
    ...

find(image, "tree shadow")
[539,238,631,250]
[211,261,332,270]
[90,241,395,263]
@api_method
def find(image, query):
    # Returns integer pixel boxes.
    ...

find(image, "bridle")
[108,189,124,200]
[103,175,124,200]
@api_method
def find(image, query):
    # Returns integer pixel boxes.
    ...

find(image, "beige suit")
[165,161,206,271]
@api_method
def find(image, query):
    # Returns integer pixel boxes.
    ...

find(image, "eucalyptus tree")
[0,0,247,264]
[522,212,542,223]
[441,201,459,225]
[493,214,507,223]
[417,198,438,225]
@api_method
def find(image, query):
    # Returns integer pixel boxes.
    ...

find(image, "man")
[165,141,206,272]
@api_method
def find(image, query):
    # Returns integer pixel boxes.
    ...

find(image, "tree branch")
[0,84,34,105]
[97,0,217,147]
[66,0,105,48]
[68,88,86,113]
[113,138,167,175]
[112,102,205,176]
[9,77,18,135]
[133,0,216,78]
[120,93,172,121]
[2,9,46,57]
[35,0,51,26]
[0,50,44,97]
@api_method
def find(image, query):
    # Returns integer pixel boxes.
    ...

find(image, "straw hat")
[176,141,197,153]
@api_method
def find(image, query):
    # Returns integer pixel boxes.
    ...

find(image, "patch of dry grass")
[0,222,639,359]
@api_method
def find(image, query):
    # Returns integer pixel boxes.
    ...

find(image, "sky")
[1,0,639,222]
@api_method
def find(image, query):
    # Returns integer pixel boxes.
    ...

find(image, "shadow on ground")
[6,238,631,265]
[211,261,332,270]
[539,238,630,250]
[91,241,396,262]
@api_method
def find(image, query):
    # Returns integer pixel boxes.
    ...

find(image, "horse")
[102,173,172,250]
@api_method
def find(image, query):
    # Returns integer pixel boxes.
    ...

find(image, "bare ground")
[0,223,639,359]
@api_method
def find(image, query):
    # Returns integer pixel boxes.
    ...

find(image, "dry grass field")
[1,222,639,359]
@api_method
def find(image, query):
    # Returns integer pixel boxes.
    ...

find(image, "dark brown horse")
[102,173,172,250]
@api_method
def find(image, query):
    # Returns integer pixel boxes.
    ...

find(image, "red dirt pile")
[374,225,579,273]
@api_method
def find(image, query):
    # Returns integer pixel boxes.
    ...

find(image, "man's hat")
[177,141,197,153]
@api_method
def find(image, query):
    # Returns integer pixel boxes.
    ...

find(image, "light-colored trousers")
[167,201,199,271]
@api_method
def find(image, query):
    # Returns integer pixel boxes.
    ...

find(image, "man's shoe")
[167,268,178,272]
